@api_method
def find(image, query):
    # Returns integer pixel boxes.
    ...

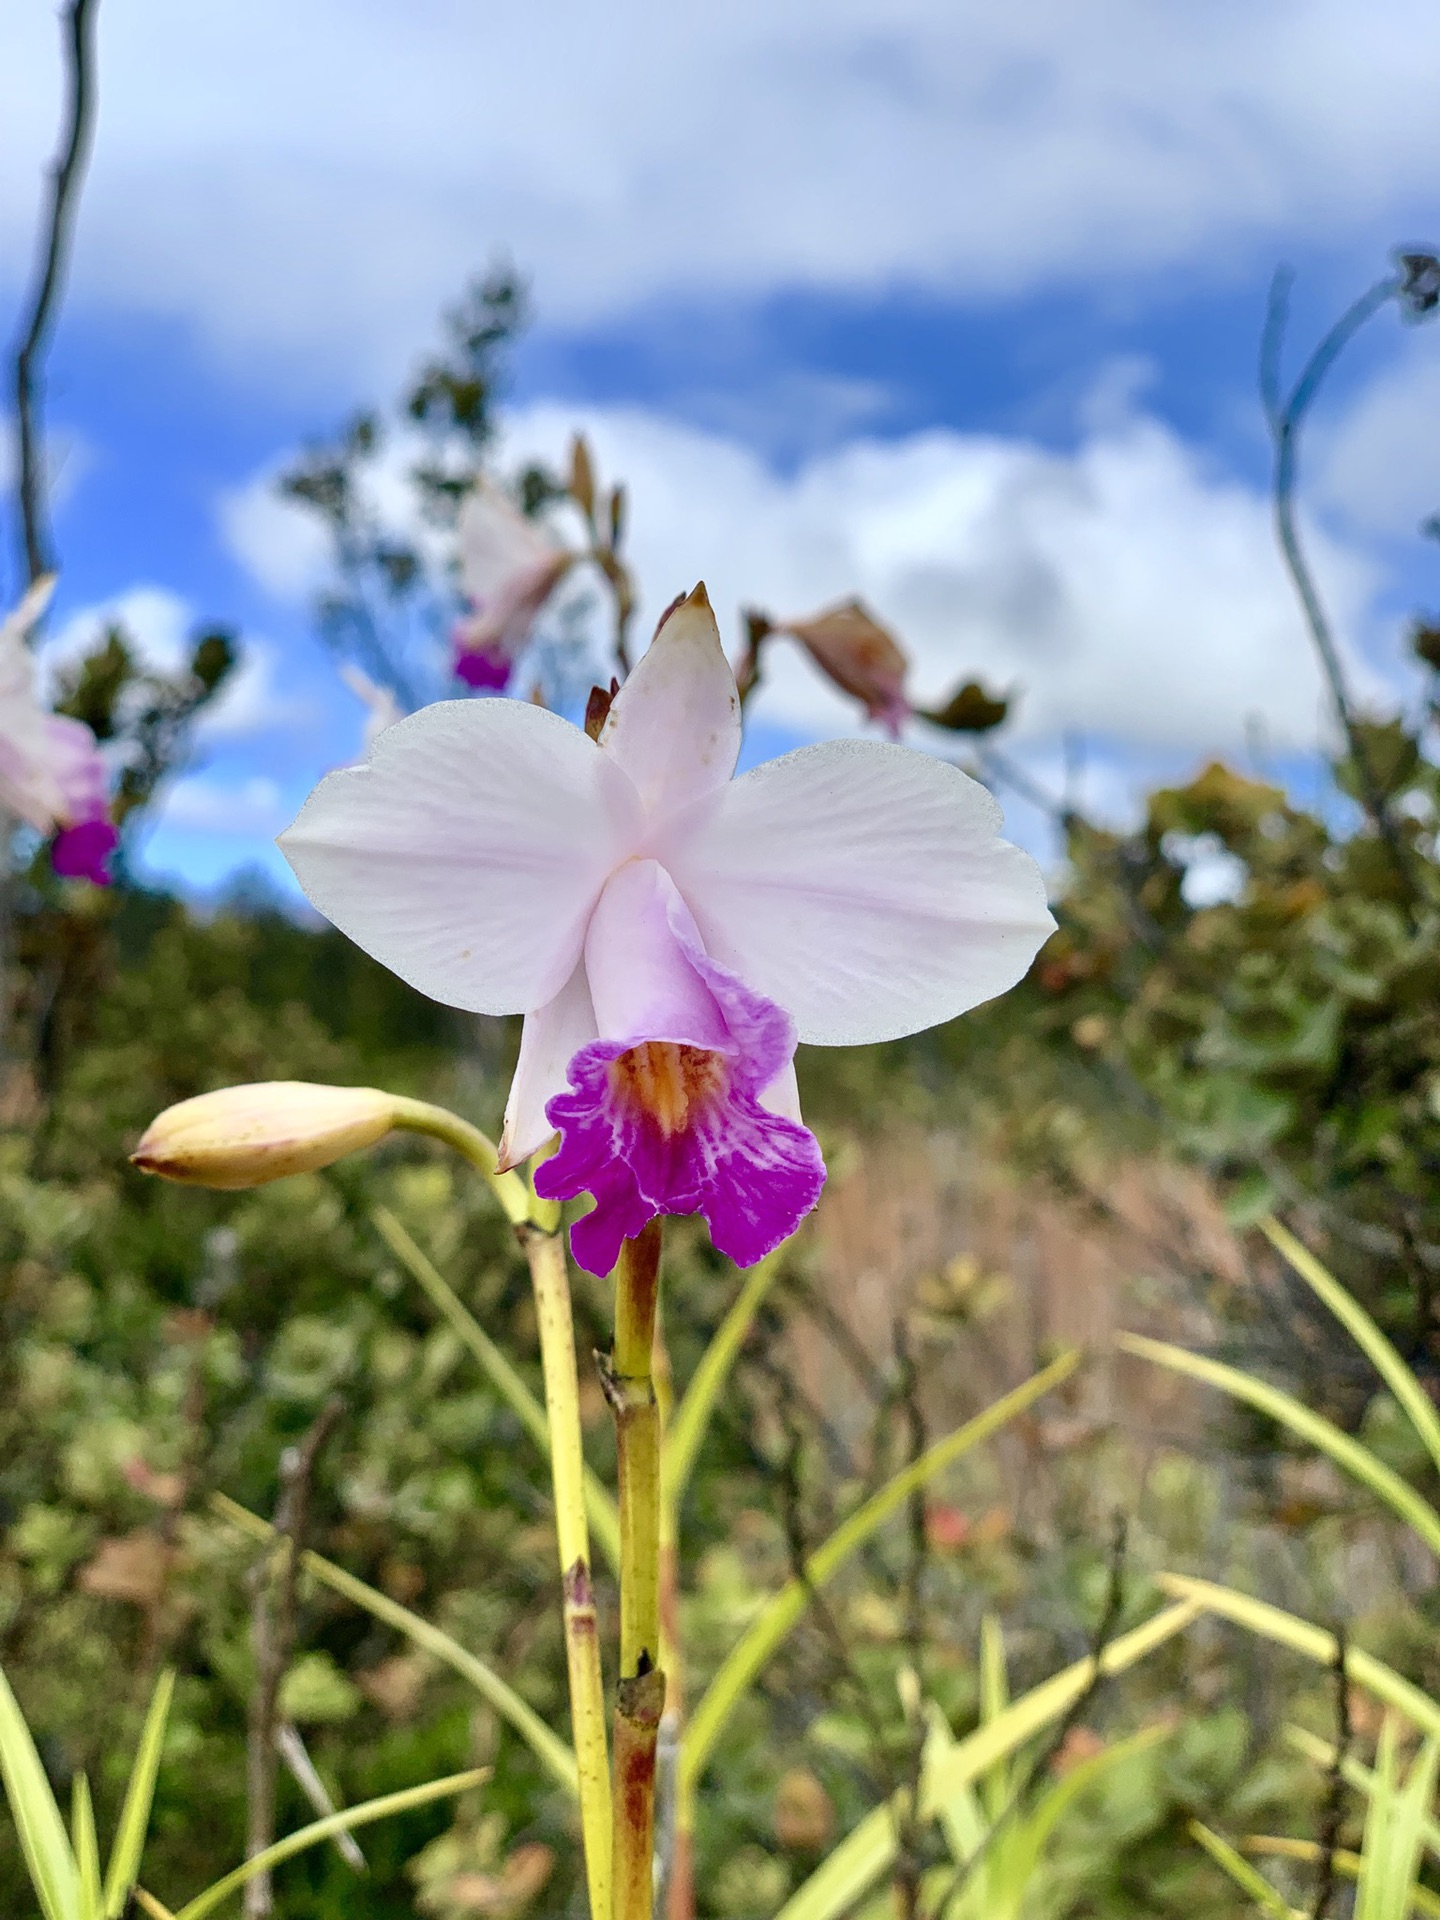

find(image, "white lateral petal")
[498,958,598,1169]
[759,1059,803,1125]
[280,699,642,1015]
[599,584,740,814]
[664,740,1056,1047]
[458,481,564,599]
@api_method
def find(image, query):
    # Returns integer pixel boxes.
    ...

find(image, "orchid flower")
[0,577,117,885]
[452,480,573,691]
[280,586,1054,1276]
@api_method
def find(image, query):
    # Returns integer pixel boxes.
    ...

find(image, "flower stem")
[606,1220,666,1920]
[523,1224,613,1920]
[389,1101,611,1917]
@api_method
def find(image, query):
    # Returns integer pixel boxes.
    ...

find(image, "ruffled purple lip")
[535,915,826,1277]
[454,643,513,691]
[51,818,118,886]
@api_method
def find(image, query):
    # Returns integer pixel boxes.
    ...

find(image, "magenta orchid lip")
[279,581,1055,1273]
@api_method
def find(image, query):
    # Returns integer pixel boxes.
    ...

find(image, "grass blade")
[372,1207,621,1573]
[775,1600,1201,1920]
[1189,1821,1299,1917]
[0,1660,79,1920]
[682,1349,1081,1796]
[1119,1333,1440,1555]
[211,1495,577,1794]
[1158,1575,1440,1740]
[172,1767,488,1920]
[662,1255,782,1511]
[1260,1215,1440,1483]
[102,1669,175,1919]
[1285,1726,1440,1863]
[71,1776,101,1920]
[1244,1840,1440,1920]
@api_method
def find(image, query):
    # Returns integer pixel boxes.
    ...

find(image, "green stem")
[384,1105,612,1917]
[373,1205,621,1572]
[522,1225,614,1920]
[387,1097,531,1225]
[607,1221,666,1920]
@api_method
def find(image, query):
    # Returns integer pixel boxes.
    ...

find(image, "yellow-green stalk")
[605,1220,666,1920]
[521,1217,613,1915]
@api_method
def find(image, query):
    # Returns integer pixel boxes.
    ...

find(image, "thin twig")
[11,0,101,589]
[1262,267,1422,912]
[891,1318,931,1920]
[931,1513,1130,1915]
[244,1396,344,1918]
[1309,1626,1350,1920]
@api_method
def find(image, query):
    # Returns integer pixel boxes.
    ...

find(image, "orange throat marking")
[610,1042,728,1138]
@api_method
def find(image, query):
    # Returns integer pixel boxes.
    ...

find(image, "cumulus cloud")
[1316,334,1440,542]
[157,774,287,836]
[5,1,1440,376]
[225,394,1387,759]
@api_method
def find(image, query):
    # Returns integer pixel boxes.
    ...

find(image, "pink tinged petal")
[598,585,741,813]
[458,481,565,603]
[661,740,1057,1047]
[278,698,644,1016]
[498,958,598,1171]
[534,858,825,1275]
[51,818,117,886]
[44,715,110,823]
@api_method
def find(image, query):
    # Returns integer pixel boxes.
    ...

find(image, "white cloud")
[500,398,1383,754]
[157,774,287,836]
[5,1,1440,377]
[1316,333,1440,542]
[225,392,1388,758]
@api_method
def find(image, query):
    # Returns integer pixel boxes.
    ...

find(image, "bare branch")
[11,0,101,590]
[1262,267,1422,907]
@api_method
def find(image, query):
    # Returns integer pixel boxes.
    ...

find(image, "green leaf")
[210,1495,577,1795]
[70,1777,101,1920]
[1189,1821,1299,1917]
[171,1767,489,1920]
[1158,1574,1440,1740]
[1118,1333,1440,1555]
[371,1207,621,1573]
[662,1255,782,1512]
[680,1349,1082,1797]
[1259,1215,1440,1483]
[103,1670,175,1920]
[774,1599,1202,1920]
[0,1658,80,1920]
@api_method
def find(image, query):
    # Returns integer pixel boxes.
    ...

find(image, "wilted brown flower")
[773,598,909,734]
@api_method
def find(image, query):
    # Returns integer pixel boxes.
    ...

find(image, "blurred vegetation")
[4,262,1440,1919]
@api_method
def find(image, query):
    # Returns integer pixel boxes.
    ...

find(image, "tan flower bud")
[131,1082,398,1189]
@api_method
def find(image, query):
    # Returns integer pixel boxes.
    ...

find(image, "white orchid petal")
[599,585,740,812]
[279,699,642,1015]
[458,481,564,600]
[498,958,598,1170]
[759,1060,803,1125]
[664,740,1056,1046]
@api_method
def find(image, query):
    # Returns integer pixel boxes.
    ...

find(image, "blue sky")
[5,0,1440,895]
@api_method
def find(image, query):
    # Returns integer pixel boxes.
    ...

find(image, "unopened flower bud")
[131,1082,398,1189]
